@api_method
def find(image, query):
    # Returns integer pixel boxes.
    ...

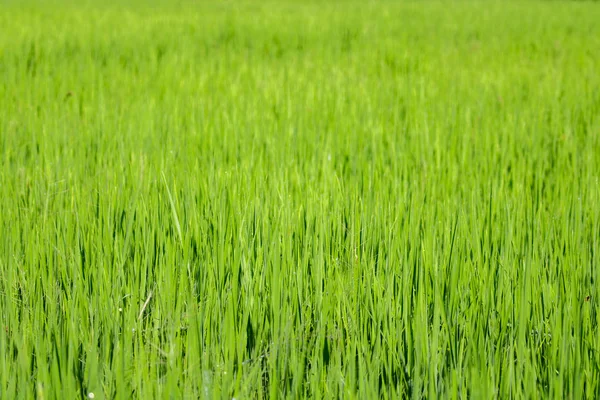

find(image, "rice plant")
[1,1,599,398]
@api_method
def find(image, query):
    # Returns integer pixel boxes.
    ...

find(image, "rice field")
[1,1,599,398]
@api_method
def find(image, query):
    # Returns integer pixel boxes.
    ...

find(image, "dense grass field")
[1,1,600,398]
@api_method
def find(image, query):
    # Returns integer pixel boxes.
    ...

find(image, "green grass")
[1,1,600,398]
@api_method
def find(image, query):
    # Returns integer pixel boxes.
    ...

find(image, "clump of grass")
[1,1,599,398]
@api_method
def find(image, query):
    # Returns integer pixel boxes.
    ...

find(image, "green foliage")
[1,1,599,398]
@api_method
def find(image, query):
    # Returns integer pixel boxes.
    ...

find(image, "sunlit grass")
[1,1,599,398]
